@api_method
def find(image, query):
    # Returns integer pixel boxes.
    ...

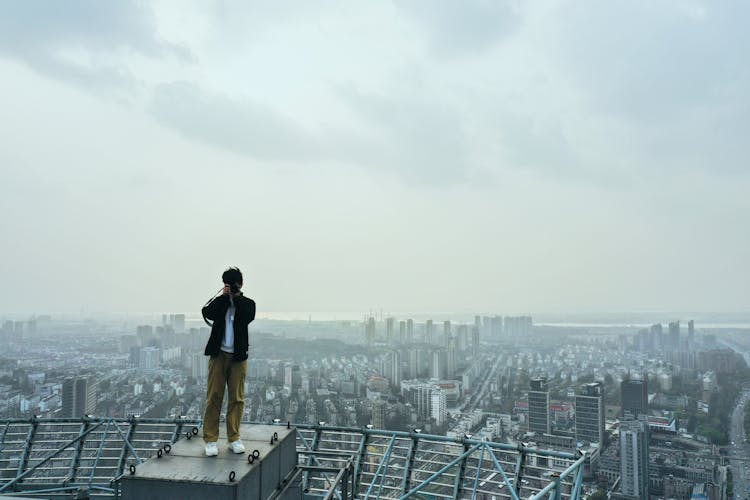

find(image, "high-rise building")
[621,378,648,420]
[398,320,406,344]
[190,353,208,379]
[386,317,395,344]
[442,320,451,347]
[619,418,650,498]
[365,317,375,348]
[575,382,604,445]
[430,349,446,380]
[431,389,447,426]
[668,321,680,351]
[284,363,293,387]
[650,323,663,351]
[139,346,161,373]
[389,350,401,387]
[407,349,419,379]
[61,378,97,417]
[406,319,414,344]
[528,377,550,434]
[426,320,434,345]
[505,316,532,338]
[688,320,695,343]
[372,400,386,429]
[172,314,186,332]
[446,338,457,379]
[471,326,480,358]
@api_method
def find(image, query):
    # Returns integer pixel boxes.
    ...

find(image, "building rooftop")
[0,417,586,499]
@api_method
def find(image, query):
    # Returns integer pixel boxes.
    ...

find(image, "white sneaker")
[205,442,218,457]
[229,440,245,454]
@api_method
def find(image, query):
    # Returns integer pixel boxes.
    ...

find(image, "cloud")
[544,1,750,175]
[333,84,470,184]
[150,80,472,185]
[0,1,189,89]
[396,0,521,57]
[150,81,319,162]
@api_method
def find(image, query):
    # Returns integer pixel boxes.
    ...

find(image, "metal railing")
[0,418,586,499]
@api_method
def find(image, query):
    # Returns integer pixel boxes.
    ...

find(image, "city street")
[729,389,750,499]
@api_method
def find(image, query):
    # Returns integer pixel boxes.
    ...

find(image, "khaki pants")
[203,351,247,443]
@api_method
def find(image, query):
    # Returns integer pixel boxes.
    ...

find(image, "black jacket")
[202,294,256,361]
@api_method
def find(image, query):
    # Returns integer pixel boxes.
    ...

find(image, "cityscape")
[1,1,749,498]
[2,312,749,498]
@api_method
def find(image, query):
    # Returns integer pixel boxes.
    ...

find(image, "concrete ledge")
[121,424,296,500]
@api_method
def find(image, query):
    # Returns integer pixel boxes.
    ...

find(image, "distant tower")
[386,317,395,344]
[471,326,480,358]
[426,320,434,345]
[389,350,401,387]
[365,317,375,348]
[619,418,650,498]
[528,378,550,434]
[442,320,451,347]
[446,338,457,379]
[688,320,695,342]
[430,349,446,379]
[621,377,648,420]
[575,382,604,445]
[406,319,414,344]
[650,323,663,351]
[398,320,406,344]
[668,321,680,351]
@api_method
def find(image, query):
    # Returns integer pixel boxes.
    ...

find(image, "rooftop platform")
[0,417,586,499]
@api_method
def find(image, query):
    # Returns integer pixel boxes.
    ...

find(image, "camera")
[227,282,240,294]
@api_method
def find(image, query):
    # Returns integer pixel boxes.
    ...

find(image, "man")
[201,267,256,456]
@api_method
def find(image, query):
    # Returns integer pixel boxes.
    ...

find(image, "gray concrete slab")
[120,424,297,500]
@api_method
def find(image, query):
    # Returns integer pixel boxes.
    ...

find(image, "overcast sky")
[0,1,748,316]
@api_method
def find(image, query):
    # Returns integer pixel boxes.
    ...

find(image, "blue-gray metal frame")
[0,418,586,499]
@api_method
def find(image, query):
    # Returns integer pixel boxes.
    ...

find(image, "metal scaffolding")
[0,417,586,499]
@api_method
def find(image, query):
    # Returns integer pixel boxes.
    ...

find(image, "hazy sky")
[0,1,748,315]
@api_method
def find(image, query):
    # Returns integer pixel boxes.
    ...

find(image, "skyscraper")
[528,377,550,434]
[389,350,401,387]
[386,317,395,344]
[399,320,406,344]
[446,338,457,379]
[575,382,604,445]
[619,418,650,498]
[650,323,663,351]
[471,326,480,358]
[426,320,434,345]
[365,317,375,348]
[621,378,648,420]
[406,319,414,344]
[668,321,680,351]
[61,378,97,417]
[442,320,451,347]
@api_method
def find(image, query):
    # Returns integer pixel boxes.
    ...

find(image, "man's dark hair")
[222,267,243,286]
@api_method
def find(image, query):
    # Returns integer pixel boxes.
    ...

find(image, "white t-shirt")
[220,304,236,353]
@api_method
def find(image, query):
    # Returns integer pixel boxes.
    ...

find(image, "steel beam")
[400,442,481,500]
[401,434,418,494]
[15,419,37,487]
[0,420,103,494]
[66,419,90,484]
[364,434,396,499]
